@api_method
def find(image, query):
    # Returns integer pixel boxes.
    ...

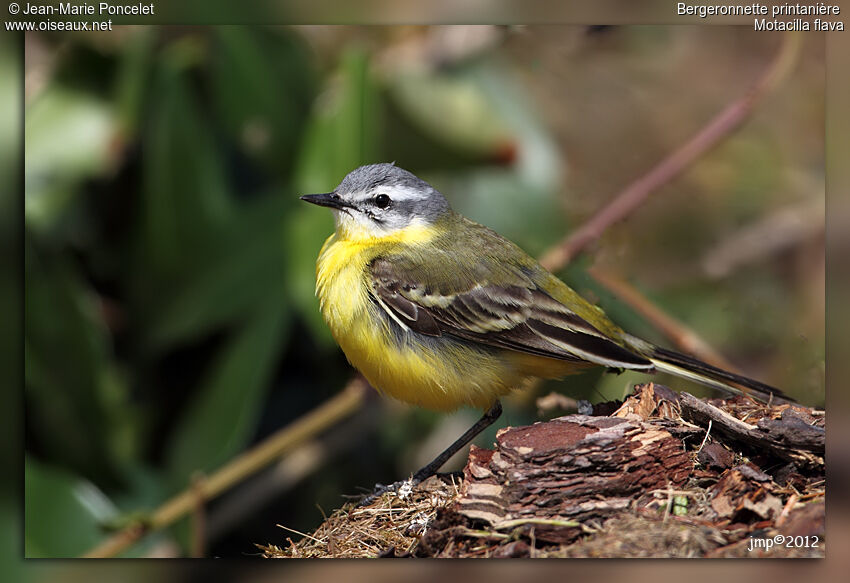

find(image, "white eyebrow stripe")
[366,185,426,203]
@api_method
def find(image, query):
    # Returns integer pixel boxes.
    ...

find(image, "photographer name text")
[20,2,154,16]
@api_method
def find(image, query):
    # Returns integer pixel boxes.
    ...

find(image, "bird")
[301,162,789,496]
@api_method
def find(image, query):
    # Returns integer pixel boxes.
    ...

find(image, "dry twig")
[539,33,802,271]
[587,266,738,370]
[81,378,368,558]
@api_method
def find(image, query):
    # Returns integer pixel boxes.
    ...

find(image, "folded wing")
[370,257,654,371]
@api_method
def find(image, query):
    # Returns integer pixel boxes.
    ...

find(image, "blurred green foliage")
[22,26,823,558]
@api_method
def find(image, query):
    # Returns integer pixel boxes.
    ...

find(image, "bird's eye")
[374,194,391,209]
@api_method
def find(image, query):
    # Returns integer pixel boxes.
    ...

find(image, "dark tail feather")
[648,346,794,403]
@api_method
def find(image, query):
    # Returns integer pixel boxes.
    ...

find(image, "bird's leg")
[359,400,502,506]
[411,400,503,484]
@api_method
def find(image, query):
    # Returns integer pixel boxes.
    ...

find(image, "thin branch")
[539,32,802,272]
[190,473,207,558]
[81,377,368,558]
[701,196,824,279]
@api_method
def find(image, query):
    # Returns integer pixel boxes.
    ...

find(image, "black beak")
[300,192,350,211]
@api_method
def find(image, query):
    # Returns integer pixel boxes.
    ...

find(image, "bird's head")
[301,163,452,241]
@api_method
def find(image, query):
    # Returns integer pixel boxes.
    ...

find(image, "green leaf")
[0,37,18,216]
[294,49,379,193]
[165,292,289,482]
[132,52,232,319]
[25,457,119,558]
[210,27,315,174]
[114,28,156,135]
[146,192,291,350]
[25,87,114,231]
[387,68,513,157]
[25,243,128,483]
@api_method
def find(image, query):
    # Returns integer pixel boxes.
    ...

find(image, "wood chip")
[456,415,691,543]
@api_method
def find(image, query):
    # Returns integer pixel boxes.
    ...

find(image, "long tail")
[647,345,793,403]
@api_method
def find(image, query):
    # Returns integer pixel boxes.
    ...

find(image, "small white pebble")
[397,479,414,500]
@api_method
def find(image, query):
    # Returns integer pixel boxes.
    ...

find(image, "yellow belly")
[315,233,580,411]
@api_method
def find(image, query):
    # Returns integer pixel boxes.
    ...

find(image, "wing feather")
[370,257,653,370]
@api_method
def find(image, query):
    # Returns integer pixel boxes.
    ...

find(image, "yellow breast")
[314,228,579,411]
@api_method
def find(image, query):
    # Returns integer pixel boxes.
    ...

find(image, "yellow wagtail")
[301,163,789,495]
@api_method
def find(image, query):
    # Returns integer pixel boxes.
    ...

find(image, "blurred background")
[20,25,824,559]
